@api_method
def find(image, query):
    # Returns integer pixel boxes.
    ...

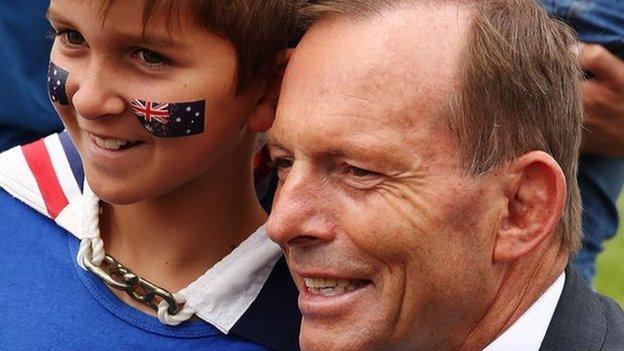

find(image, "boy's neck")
[99,137,268,295]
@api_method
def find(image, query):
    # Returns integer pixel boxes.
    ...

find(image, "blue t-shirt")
[0,179,301,351]
[0,189,274,350]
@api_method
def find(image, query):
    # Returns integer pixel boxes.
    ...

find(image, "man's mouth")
[90,133,142,151]
[304,278,368,296]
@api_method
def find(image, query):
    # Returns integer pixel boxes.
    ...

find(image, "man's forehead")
[281,2,471,126]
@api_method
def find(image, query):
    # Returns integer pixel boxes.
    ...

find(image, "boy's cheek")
[46,60,209,139]
[130,98,206,138]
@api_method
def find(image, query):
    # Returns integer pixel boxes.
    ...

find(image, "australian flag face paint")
[47,62,69,105]
[131,99,206,138]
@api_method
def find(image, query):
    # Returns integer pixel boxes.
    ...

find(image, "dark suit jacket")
[540,266,624,350]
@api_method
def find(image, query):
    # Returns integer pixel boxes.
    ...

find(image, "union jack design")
[131,99,170,124]
[0,132,84,222]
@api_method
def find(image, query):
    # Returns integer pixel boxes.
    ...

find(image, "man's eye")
[346,166,376,178]
[272,157,293,170]
[270,157,293,181]
[342,165,384,189]
[136,49,169,66]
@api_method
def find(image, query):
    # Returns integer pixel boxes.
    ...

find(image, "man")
[266,0,624,350]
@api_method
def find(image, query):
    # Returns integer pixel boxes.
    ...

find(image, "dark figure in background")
[542,0,624,284]
[0,1,63,151]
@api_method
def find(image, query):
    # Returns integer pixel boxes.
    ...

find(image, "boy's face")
[47,0,262,204]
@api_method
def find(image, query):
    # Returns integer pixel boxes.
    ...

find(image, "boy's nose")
[70,62,126,120]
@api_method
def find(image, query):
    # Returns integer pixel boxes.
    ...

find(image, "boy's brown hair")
[102,0,303,93]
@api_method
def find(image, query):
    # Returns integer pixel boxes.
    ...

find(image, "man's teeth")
[304,278,364,296]
[93,136,135,150]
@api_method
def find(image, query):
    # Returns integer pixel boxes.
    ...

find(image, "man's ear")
[248,49,293,133]
[493,151,567,262]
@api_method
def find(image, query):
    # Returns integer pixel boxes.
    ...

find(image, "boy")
[0,1,300,350]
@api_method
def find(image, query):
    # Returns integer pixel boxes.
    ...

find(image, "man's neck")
[459,240,569,351]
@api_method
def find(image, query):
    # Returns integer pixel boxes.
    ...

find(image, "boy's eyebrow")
[46,9,74,28]
[46,8,189,49]
[115,32,190,49]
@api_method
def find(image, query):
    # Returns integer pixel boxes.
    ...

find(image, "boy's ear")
[248,49,293,133]
[493,151,567,262]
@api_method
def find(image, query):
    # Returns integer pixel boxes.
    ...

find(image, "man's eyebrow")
[266,134,284,149]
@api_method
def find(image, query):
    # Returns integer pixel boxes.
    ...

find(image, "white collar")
[73,183,283,333]
[181,222,282,333]
[483,272,565,351]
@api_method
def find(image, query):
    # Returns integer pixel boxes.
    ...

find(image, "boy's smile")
[47,0,264,205]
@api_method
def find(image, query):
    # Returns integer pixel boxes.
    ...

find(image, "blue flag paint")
[47,62,69,105]
[131,99,206,138]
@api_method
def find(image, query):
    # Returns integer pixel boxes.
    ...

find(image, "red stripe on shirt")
[22,139,69,219]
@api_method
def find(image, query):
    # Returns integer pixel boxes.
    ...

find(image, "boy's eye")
[137,49,169,65]
[52,29,85,46]
[65,30,85,45]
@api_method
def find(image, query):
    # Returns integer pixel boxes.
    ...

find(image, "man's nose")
[70,60,126,119]
[267,166,336,247]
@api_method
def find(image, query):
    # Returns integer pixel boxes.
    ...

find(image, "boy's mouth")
[89,133,142,151]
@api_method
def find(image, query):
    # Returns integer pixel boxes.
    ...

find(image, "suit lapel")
[539,266,606,350]
[229,256,302,351]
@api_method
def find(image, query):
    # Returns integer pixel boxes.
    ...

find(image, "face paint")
[131,99,206,138]
[47,62,70,105]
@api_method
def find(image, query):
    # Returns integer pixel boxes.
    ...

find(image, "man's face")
[268,5,504,351]
[47,0,260,204]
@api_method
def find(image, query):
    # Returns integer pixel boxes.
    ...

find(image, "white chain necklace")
[75,186,196,326]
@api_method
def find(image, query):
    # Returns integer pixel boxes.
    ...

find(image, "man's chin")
[299,320,385,351]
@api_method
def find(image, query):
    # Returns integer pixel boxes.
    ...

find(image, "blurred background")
[596,197,624,306]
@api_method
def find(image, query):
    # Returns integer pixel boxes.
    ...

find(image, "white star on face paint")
[195,112,200,117]
[186,107,192,112]
[53,69,58,75]
[56,80,61,86]
[176,118,181,122]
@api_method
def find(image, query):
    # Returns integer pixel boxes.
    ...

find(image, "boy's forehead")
[48,0,193,42]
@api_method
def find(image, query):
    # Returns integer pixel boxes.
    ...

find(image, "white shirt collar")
[483,272,565,351]
[181,224,282,333]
